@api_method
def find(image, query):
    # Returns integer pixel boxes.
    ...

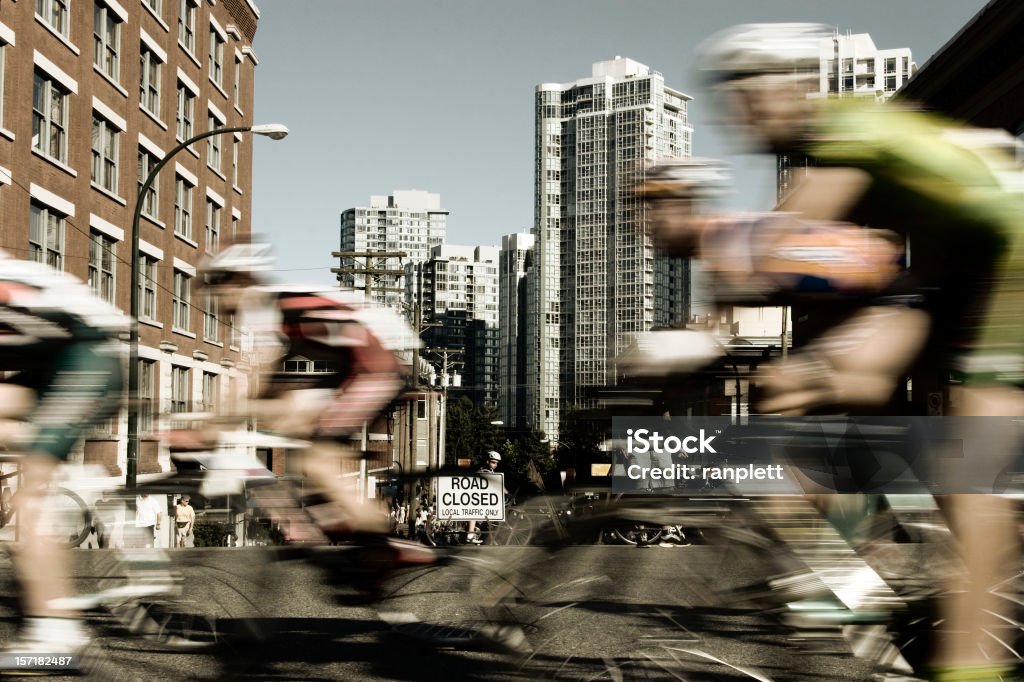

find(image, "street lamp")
[126,124,289,489]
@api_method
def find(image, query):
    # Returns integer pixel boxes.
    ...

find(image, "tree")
[495,427,556,497]
[555,407,606,481]
[444,396,502,466]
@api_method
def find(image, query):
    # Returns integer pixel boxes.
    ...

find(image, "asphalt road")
[0,540,900,682]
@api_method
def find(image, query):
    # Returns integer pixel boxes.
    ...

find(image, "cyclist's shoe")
[345,534,437,600]
[728,570,834,610]
[353,534,437,569]
[0,617,90,676]
[473,623,530,653]
[465,532,484,545]
[926,664,1017,682]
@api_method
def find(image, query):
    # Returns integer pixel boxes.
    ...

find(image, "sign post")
[436,473,505,521]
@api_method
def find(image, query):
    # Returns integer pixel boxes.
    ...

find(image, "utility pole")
[330,250,408,308]
[427,347,463,469]
[331,249,407,501]
[399,262,451,538]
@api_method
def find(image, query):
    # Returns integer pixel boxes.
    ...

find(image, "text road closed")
[437,474,505,521]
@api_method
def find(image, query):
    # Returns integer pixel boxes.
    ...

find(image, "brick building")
[0,0,261,474]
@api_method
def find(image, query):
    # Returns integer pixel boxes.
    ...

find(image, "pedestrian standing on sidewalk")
[135,494,165,548]
[174,495,195,548]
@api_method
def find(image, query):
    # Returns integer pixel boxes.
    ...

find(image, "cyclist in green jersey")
[689,23,1024,681]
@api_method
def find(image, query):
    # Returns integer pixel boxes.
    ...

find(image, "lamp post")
[126,124,288,489]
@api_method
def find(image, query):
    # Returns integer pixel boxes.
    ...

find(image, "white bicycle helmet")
[200,241,275,285]
[695,23,830,85]
[487,451,502,462]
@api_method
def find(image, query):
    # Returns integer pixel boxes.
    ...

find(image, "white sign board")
[436,473,505,521]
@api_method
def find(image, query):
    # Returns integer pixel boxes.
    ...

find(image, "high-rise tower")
[527,57,692,438]
[338,190,448,311]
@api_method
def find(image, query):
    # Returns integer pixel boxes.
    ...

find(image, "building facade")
[498,232,533,428]
[527,57,692,438]
[0,0,261,474]
[779,31,916,199]
[338,190,448,313]
[407,244,499,408]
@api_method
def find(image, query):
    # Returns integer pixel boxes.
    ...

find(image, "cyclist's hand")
[758,306,929,414]
[617,330,723,379]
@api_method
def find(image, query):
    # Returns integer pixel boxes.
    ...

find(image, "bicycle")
[422,491,535,546]
[0,455,93,550]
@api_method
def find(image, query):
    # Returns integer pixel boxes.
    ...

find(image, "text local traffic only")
[437,473,506,521]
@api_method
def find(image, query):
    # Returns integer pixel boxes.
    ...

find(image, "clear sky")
[250,0,989,286]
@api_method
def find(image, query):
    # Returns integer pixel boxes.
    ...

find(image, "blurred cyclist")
[678,22,1024,681]
[199,241,434,571]
[466,450,503,544]
[0,249,125,656]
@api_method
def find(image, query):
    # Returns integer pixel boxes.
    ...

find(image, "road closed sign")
[436,473,505,521]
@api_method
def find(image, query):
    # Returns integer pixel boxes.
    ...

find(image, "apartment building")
[338,190,448,313]
[779,31,916,199]
[497,232,533,428]
[0,0,261,474]
[527,57,692,438]
[407,244,499,407]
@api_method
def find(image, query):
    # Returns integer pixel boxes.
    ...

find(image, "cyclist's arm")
[775,167,872,221]
[318,372,404,437]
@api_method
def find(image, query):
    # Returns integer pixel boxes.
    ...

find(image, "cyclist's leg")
[299,438,390,535]
[8,341,121,642]
[931,387,1023,678]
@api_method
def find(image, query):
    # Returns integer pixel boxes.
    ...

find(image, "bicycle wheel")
[34,487,93,549]
[492,508,534,545]
[94,546,273,651]
[608,521,663,545]
[424,517,462,547]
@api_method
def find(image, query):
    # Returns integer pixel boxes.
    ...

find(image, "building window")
[29,202,65,270]
[230,215,238,241]
[0,43,6,127]
[233,56,241,109]
[176,83,196,141]
[171,365,190,413]
[36,0,69,38]
[173,269,191,330]
[139,359,156,431]
[138,254,158,320]
[139,45,161,116]
[283,358,334,373]
[144,0,160,15]
[174,175,193,238]
[201,371,217,411]
[91,115,119,193]
[207,115,221,171]
[204,199,220,252]
[228,312,240,347]
[178,0,196,54]
[93,2,121,81]
[203,294,219,341]
[88,230,116,303]
[231,138,239,185]
[208,28,224,87]
[32,73,69,163]
[138,147,159,219]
